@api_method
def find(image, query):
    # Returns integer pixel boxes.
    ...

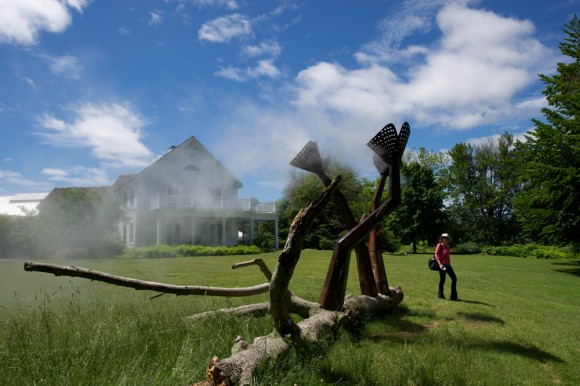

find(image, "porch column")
[222,217,226,245]
[191,217,196,244]
[156,218,161,246]
[249,217,254,244]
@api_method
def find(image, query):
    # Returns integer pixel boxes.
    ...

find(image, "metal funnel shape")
[290,140,323,173]
[367,122,411,164]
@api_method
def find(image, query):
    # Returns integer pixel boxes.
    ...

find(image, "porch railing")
[149,195,276,213]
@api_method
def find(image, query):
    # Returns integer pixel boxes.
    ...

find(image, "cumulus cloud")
[0,0,89,45]
[293,2,551,131]
[198,14,251,43]
[37,102,156,168]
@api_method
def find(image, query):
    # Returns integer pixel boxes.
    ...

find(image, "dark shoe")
[438,295,446,299]
[450,298,461,301]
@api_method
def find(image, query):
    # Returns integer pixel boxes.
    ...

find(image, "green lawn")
[1,251,579,385]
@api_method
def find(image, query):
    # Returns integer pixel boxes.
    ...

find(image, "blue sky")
[0,0,577,202]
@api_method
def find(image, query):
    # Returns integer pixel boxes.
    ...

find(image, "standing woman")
[434,233,459,301]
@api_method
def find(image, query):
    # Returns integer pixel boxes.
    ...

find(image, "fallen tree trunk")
[201,288,404,386]
[23,261,270,297]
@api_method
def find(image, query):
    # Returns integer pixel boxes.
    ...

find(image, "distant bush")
[454,242,482,254]
[120,244,261,259]
[482,244,573,259]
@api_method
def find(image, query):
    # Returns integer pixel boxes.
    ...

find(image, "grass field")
[1,251,579,385]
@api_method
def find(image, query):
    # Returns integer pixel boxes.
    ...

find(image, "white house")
[111,136,279,248]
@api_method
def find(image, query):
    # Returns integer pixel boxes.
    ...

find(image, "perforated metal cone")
[367,123,398,164]
[372,153,389,175]
[289,140,323,173]
[397,122,411,160]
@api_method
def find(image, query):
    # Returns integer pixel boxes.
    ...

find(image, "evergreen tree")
[514,15,580,247]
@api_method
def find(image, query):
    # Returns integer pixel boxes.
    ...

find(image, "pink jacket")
[435,243,451,265]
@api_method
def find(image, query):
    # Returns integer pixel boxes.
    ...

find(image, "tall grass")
[1,252,579,385]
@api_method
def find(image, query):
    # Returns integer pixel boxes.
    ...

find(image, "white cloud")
[198,14,251,43]
[38,102,155,168]
[0,169,51,190]
[249,59,280,78]
[242,40,282,57]
[366,0,449,51]
[216,59,281,82]
[35,52,82,79]
[42,166,110,186]
[0,0,89,45]
[215,66,246,82]
[192,0,239,10]
[293,2,551,131]
[148,11,163,26]
[516,96,547,111]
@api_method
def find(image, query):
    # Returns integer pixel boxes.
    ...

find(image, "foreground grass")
[1,252,579,385]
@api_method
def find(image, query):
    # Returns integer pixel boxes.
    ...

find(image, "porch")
[148,195,276,213]
[143,195,279,249]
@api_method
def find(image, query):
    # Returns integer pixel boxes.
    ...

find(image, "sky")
[0,0,577,202]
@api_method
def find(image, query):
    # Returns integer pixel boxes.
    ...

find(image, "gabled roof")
[0,193,49,216]
[113,136,242,191]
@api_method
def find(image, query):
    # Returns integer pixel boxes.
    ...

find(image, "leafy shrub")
[454,242,481,254]
[482,244,573,259]
[120,244,261,259]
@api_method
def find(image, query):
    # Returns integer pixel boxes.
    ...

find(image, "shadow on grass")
[457,312,505,324]
[471,340,564,364]
[552,260,580,278]
[355,306,434,343]
[456,299,496,307]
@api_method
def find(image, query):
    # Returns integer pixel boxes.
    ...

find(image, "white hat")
[440,233,450,238]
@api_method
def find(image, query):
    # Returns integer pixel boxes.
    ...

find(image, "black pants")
[438,264,458,299]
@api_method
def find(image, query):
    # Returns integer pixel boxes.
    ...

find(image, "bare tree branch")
[231,259,272,281]
[23,261,269,297]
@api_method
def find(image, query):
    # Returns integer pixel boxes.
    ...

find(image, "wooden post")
[368,172,390,294]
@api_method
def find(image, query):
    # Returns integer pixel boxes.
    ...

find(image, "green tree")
[35,188,124,258]
[514,15,580,247]
[389,160,445,253]
[445,133,520,245]
[0,214,37,258]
